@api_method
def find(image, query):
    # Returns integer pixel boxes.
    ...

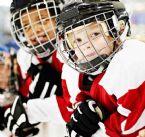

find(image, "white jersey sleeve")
[26,95,65,124]
[17,49,39,79]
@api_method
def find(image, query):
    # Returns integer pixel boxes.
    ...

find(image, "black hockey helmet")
[57,0,130,75]
[10,0,64,58]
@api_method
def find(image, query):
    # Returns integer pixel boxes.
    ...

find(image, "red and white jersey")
[83,39,145,137]
[17,49,63,97]
[23,60,92,124]
[58,62,96,122]
[16,49,65,124]
[57,64,81,122]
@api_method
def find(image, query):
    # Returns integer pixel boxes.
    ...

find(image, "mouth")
[86,52,97,58]
[29,32,49,46]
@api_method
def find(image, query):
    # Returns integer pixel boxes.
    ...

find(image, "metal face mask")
[11,0,60,58]
[58,11,121,75]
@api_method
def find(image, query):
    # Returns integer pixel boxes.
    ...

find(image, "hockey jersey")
[79,39,145,137]
[17,48,95,124]
[17,49,63,98]
[17,49,66,124]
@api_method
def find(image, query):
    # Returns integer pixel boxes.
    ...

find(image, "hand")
[66,99,109,137]
[137,129,145,137]
[4,96,39,137]
[28,63,62,99]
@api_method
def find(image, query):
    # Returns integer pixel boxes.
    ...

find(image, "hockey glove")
[28,63,62,99]
[0,107,6,130]
[66,99,109,137]
[4,96,39,137]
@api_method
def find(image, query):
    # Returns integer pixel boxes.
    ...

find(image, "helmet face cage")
[57,10,123,74]
[11,0,60,58]
[0,52,19,93]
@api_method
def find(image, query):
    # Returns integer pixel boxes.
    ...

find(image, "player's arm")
[25,96,65,124]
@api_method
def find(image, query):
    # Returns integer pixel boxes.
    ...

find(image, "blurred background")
[0,0,145,49]
[0,0,19,52]
[122,0,145,39]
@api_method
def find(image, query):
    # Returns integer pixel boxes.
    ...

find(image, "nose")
[83,41,92,50]
[32,23,43,34]
[77,39,92,52]
[86,44,91,49]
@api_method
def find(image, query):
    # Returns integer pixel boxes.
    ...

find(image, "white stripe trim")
[40,82,50,99]
[16,114,26,126]
[50,85,57,96]
[71,130,77,137]
[29,73,40,94]
[7,115,13,130]
[117,104,131,117]
[71,114,78,122]
[121,109,145,135]
[11,96,19,115]
[12,124,18,134]
[4,108,10,118]
[67,107,74,112]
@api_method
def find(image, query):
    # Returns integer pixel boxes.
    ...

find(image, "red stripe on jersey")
[52,51,63,73]
[19,73,32,97]
[56,80,73,122]
[90,72,118,113]
[118,81,145,131]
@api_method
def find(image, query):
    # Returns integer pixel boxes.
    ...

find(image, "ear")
[118,20,125,34]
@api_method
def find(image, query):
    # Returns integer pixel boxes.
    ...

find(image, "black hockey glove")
[66,99,110,137]
[4,96,39,137]
[28,63,62,99]
[0,107,6,130]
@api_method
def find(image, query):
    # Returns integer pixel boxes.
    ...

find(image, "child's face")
[66,22,114,63]
[21,8,56,47]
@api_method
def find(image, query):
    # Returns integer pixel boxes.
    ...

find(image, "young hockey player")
[57,0,145,136]
[3,0,67,136]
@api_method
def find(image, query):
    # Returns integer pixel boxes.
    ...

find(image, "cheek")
[75,49,84,59]
[48,31,55,39]
[92,36,108,49]
[44,21,56,38]
[93,36,113,53]
[44,20,56,30]
[24,29,33,42]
